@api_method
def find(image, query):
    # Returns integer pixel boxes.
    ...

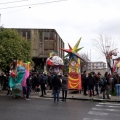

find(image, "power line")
[0,0,28,5]
[0,0,67,10]
[3,7,30,15]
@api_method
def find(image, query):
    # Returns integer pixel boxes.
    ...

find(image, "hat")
[98,72,101,75]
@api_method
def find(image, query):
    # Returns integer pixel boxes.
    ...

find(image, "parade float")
[105,47,119,74]
[46,51,64,74]
[61,38,84,90]
[9,60,31,97]
[112,57,120,73]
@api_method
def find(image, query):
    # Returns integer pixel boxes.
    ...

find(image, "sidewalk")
[44,90,120,102]
[0,90,120,102]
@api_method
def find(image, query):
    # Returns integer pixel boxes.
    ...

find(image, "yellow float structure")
[61,38,84,90]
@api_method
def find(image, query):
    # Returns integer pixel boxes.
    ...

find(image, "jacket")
[61,76,68,90]
[52,75,62,90]
[87,75,95,86]
[26,76,32,86]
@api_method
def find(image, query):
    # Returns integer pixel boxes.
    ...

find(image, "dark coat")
[61,76,68,91]
[106,76,110,85]
[87,75,95,86]
[26,76,32,86]
[82,73,87,85]
[52,75,62,90]
[40,74,48,85]
[94,75,100,84]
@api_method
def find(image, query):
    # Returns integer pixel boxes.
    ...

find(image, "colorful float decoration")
[112,57,120,73]
[46,51,64,74]
[105,47,119,74]
[61,38,84,90]
[9,60,31,97]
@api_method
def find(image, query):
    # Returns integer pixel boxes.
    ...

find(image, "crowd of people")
[0,72,69,102]
[81,71,120,99]
[1,70,120,101]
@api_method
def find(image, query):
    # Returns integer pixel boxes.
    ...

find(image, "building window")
[22,31,26,38]
[49,32,54,40]
[40,32,42,37]
[96,63,98,66]
[39,32,42,43]
[27,31,31,40]
[44,32,49,40]
[100,63,103,67]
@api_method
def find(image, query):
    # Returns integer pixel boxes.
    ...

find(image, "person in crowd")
[0,73,4,88]
[2,73,7,90]
[113,72,119,93]
[36,73,40,93]
[80,72,84,93]
[61,73,68,101]
[47,73,53,90]
[87,72,95,97]
[6,74,12,96]
[40,72,48,97]
[26,74,32,100]
[115,74,120,97]
[52,73,62,103]
[82,71,88,96]
[33,73,39,93]
[94,72,101,96]
[102,72,111,99]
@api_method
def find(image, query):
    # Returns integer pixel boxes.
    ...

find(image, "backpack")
[99,78,104,86]
[41,75,47,84]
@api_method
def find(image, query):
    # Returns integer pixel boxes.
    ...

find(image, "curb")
[43,96,120,103]
[1,92,120,102]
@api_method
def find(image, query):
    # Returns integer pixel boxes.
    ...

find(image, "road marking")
[88,111,108,116]
[96,105,120,108]
[92,108,120,112]
[99,103,120,106]
[83,118,104,120]
[31,96,53,99]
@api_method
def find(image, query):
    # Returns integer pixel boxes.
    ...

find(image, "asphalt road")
[0,96,120,120]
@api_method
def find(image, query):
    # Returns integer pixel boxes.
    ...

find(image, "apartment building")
[87,62,106,70]
[12,28,65,72]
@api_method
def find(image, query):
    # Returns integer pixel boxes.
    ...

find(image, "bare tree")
[93,35,118,73]
[80,52,90,72]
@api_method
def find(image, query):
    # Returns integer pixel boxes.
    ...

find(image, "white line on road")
[96,105,120,108]
[83,118,105,120]
[99,103,120,106]
[88,111,108,116]
[92,108,120,112]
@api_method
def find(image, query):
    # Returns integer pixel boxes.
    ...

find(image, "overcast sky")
[1,0,120,62]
